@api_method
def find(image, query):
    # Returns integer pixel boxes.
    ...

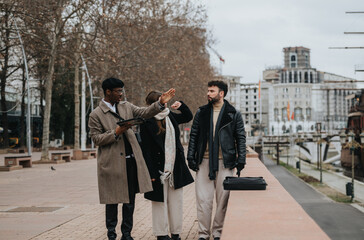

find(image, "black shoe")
[121,236,134,240]
[171,234,181,240]
[198,238,207,240]
[157,236,171,240]
[214,238,220,240]
[107,230,116,240]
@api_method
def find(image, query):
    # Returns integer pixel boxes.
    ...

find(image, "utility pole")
[81,68,86,151]
[14,21,31,156]
[81,55,94,149]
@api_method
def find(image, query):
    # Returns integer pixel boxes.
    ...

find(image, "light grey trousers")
[195,159,233,239]
[152,178,183,236]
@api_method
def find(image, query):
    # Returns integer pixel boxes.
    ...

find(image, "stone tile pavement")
[0,153,201,240]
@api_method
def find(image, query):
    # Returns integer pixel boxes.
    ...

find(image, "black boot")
[157,236,171,240]
[171,234,181,240]
[121,202,135,240]
[106,204,118,240]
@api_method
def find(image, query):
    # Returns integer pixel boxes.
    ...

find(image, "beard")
[208,95,221,104]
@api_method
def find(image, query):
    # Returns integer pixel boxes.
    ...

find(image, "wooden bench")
[51,152,71,162]
[4,155,32,168]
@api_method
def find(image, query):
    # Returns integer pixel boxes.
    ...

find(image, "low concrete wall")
[221,151,329,240]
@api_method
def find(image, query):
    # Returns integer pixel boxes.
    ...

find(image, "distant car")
[332,160,341,167]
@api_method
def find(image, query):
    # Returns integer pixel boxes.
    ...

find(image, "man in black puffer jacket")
[187,80,246,240]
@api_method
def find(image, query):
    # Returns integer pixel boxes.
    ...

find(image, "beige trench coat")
[88,100,161,204]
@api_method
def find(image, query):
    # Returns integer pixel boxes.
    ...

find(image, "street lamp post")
[340,131,364,202]
[317,135,327,184]
[14,21,32,156]
[313,132,320,170]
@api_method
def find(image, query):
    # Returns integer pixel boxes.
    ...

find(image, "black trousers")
[106,157,139,239]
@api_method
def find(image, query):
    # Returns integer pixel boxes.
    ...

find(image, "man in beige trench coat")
[88,78,175,240]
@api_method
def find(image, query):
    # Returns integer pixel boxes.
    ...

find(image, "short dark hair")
[145,91,162,105]
[208,80,228,97]
[102,77,124,94]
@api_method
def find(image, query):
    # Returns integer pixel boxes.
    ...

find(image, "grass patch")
[279,161,354,203]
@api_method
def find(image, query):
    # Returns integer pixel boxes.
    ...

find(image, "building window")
[304,72,308,83]
[254,107,257,111]
[282,107,287,121]
[294,107,302,121]
[254,96,256,99]
[294,71,298,83]
[254,101,256,105]
[246,96,248,99]
[246,108,248,112]
[246,101,248,105]
[290,53,297,68]
[306,108,311,121]
[254,114,257,119]
[246,89,248,93]
[254,89,256,93]
[274,108,278,121]
[295,88,300,93]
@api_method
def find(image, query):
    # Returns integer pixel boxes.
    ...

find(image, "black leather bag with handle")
[223,175,267,190]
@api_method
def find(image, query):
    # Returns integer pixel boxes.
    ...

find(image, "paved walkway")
[271,154,364,203]
[265,157,364,240]
[1,149,363,239]
[0,151,199,240]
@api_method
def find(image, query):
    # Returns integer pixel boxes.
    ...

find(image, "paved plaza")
[0,152,200,240]
[1,150,364,240]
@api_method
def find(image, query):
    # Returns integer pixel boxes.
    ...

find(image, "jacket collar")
[99,100,127,120]
[199,100,236,115]
[199,100,236,129]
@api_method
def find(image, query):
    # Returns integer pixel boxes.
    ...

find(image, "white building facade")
[263,47,357,135]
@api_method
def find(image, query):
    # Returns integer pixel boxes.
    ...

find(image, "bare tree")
[87,0,214,112]
[19,0,94,160]
[0,1,24,148]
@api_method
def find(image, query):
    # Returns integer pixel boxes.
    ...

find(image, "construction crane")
[207,44,225,74]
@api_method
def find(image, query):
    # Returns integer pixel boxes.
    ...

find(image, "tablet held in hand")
[117,117,145,127]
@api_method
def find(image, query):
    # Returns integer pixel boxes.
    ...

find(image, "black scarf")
[208,102,225,180]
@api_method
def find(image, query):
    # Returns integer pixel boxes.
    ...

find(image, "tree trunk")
[40,18,61,161]
[73,29,81,150]
[0,10,10,149]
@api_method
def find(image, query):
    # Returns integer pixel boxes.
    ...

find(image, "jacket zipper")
[218,120,233,168]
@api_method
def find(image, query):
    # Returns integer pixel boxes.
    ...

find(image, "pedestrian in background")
[88,78,175,240]
[187,80,246,240]
[140,91,194,240]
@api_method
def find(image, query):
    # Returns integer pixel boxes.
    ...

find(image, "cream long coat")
[88,100,161,204]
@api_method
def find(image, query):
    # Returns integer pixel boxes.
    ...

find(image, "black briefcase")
[223,176,267,190]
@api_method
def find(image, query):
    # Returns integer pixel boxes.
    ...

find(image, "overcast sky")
[204,0,364,84]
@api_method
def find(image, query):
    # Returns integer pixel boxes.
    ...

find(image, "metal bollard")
[346,182,353,196]
[296,161,300,169]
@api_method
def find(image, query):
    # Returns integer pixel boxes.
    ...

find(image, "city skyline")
[205,0,364,85]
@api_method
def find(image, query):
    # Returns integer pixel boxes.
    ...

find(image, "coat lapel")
[116,102,128,120]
